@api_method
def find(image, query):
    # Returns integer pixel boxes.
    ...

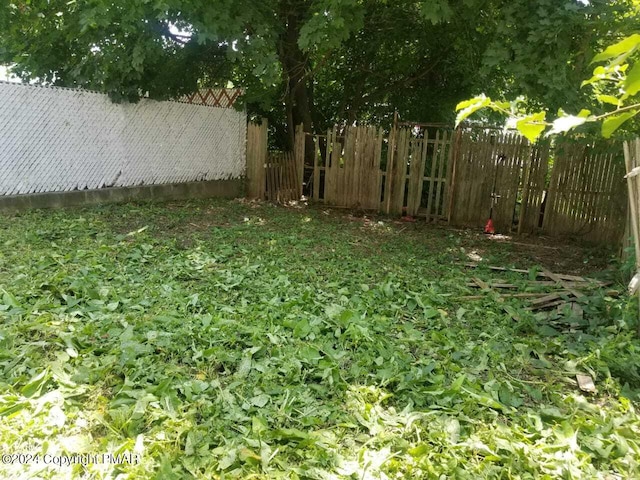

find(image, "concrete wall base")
[0,179,244,213]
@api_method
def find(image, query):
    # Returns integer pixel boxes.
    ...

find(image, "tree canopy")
[456,32,640,142]
[1,0,638,147]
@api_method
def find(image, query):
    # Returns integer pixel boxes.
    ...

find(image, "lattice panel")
[0,82,246,196]
[176,88,243,108]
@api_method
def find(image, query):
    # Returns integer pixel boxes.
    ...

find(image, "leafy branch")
[455,34,640,142]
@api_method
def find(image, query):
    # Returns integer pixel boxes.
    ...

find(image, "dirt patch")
[308,205,616,277]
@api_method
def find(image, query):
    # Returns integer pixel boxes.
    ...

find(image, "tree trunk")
[277,1,314,151]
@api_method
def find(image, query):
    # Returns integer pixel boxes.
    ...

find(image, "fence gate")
[265,151,299,202]
[246,121,303,202]
[449,130,529,232]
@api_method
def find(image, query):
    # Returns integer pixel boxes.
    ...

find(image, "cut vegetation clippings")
[0,199,638,479]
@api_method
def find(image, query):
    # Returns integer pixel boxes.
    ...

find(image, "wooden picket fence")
[448,132,626,242]
[306,125,455,221]
[246,121,628,245]
[540,140,627,243]
[449,129,530,232]
[311,126,385,211]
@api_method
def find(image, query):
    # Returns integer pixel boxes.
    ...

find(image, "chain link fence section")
[0,82,246,196]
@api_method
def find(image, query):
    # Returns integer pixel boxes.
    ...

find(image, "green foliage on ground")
[0,200,639,479]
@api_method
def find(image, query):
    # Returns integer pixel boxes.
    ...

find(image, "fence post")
[517,142,534,235]
[247,121,268,199]
[294,124,305,198]
[384,116,398,214]
[446,128,462,224]
[624,139,640,335]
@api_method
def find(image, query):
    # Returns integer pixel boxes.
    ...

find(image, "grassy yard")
[0,199,639,479]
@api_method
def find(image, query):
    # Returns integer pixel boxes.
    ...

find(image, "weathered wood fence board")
[518,141,550,233]
[246,121,267,199]
[294,124,305,199]
[386,128,411,215]
[406,135,427,217]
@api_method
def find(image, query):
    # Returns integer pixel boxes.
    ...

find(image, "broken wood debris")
[458,264,618,316]
[458,292,566,301]
[541,268,585,299]
[464,280,610,289]
[463,263,606,285]
[576,374,597,393]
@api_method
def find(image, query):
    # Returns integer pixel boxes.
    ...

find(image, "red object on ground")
[484,218,495,234]
[401,216,417,222]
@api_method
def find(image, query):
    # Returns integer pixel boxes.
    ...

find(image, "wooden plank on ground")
[458,292,559,300]
[541,268,585,298]
[462,263,604,284]
[473,277,491,290]
[527,292,566,306]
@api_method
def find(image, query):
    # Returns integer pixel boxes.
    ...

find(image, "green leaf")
[299,345,322,364]
[408,444,429,458]
[21,370,50,398]
[624,62,640,96]
[582,66,608,87]
[0,400,28,418]
[450,374,466,392]
[536,325,559,337]
[293,319,311,338]
[418,0,453,24]
[601,110,640,138]
[592,34,640,65]
[237,354,252,378]
[596,95,621,106]
[515,112,547,143]
[547,114,591,135]
[455,95,491,126]
[250,394,270,408]
[2,290,21,308]
[493,101,511,110]
[252,416,268,434]
[218,448,237,470]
